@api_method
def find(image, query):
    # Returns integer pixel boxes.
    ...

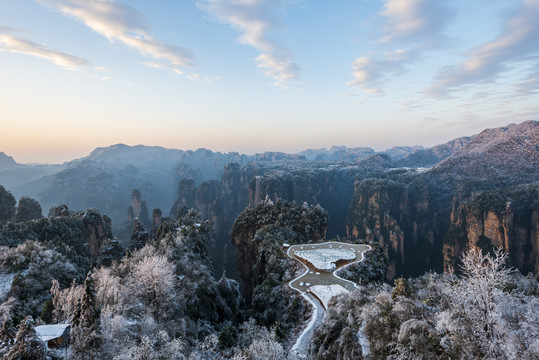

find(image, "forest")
[0,195,537,359]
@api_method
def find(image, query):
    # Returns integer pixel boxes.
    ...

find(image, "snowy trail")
[290,293,325,358]
[287,242,371,359]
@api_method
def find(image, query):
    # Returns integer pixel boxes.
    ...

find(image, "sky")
[0,0,538,163]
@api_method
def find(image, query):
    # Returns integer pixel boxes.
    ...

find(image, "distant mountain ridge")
[0,120,536,239]
[298,146,375,162]
[396,136,473,167]
[433,120,538,183]
[0,120,537,283]
[0,152,17,169]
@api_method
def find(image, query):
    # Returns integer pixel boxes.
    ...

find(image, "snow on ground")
[308,284,349,310]
[357,321,371,356]
[0,274,15,298]
[295,248,356,271]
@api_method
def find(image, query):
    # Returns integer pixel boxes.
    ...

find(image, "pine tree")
[5,316,46,360]
[70,272,101,359]
[49,279,61,323]
[0,317,16,346]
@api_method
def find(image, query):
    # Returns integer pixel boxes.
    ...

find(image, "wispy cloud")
[346,49,418,94]
[348,0,452,94]
[0,25,90,68]
[427,0,539,97]
[200,0,299,87]
[39,0,195,72]
[378,0,452,44]
[513,69,539,96]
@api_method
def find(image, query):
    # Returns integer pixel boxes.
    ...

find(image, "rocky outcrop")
[169,179,196,218]
[14,197,43,223]
[231,199,328,302]
[82,210,113,264]
[127,189,150,227]
[0,207,113,267]
[346,178,539,280]
[443,186,539,274]
[130,218,149,250]
[48,204,70,217]
[0,185,16,225]
[152,208,162,227]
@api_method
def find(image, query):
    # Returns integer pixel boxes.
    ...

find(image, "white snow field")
[308,284,349,310]
[294,248,356,271]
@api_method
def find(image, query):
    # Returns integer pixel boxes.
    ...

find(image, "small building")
[35,324,70,348]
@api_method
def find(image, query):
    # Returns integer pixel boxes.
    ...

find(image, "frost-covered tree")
[132,254,175,315]
[70,272,102,359]
[438,248,512,359]
[5,316,45,360]
[114,330,187,360]
[245,329,284,360]
[0,317,16,346]
[0,241,81,319]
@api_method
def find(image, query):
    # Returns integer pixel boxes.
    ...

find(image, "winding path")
[287,242,371,358]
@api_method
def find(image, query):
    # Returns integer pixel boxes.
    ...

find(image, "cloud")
[379,0,452,44]
[427,0,539,97]
[0,26,91,68]
[348,0,452,94]
[39,0,195,72]
[513,70,539,96]
[346,49,418,93]
[200,0,299,87]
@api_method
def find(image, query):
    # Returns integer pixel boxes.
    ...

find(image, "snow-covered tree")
[114,330,187,360]
[5,316,45,360]
[438,248,511,359]
[70,272,102,359]
[0,317,16,346]
[132,254,175,312]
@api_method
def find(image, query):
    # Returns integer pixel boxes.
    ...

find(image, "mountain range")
[0,120,537,279]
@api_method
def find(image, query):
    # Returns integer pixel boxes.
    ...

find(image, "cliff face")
[345,121,539,279]
[245,159,391,237]
[346,178,445,279]
[346,179,539,279]
[444,187,539,274]
[168,163,253,277]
